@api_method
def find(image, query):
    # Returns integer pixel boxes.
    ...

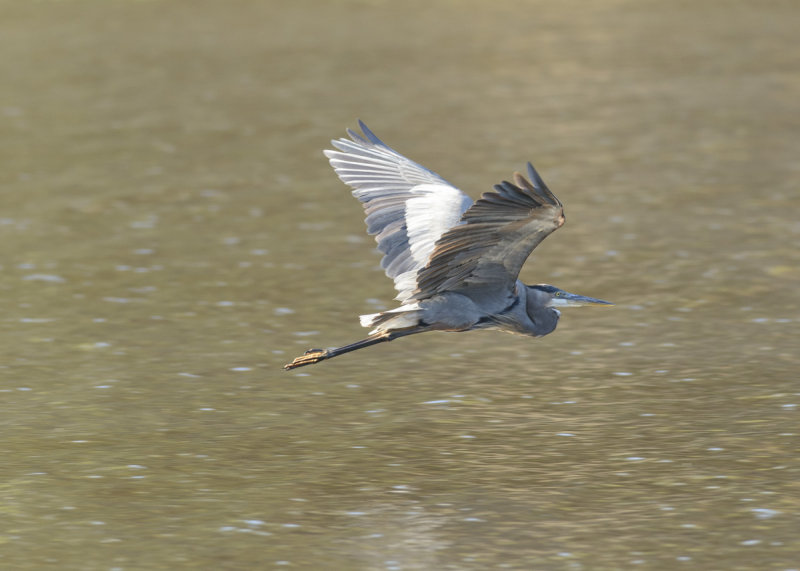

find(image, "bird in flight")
[284,121,612,370]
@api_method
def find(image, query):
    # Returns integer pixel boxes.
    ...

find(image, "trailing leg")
[283,328,423,370]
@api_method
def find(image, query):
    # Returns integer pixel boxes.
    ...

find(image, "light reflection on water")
[1,0,799,569]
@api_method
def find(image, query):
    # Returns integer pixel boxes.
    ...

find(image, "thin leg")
[283,329,420,370]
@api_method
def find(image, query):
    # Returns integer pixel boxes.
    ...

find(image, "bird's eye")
[555,292,562,297]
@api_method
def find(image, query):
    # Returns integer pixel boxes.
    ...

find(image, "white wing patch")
[406,184,472,266]
[360,302,422,334]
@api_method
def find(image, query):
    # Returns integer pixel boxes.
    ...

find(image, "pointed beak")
[552,292,615,308]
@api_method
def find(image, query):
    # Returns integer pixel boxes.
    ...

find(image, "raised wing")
[324,121,473,302]
[412,163,565,310]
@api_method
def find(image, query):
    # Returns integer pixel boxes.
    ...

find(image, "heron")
[284,121,612,370]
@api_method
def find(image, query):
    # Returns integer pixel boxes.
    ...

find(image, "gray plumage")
[284,121,612,370]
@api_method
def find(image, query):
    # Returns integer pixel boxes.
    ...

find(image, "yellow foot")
[283,349,328,370]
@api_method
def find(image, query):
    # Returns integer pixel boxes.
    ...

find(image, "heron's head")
[529,284,614,308]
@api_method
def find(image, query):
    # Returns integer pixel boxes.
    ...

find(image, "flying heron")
[284,121,612,370]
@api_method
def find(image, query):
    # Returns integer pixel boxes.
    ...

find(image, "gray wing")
[324,120,473,302]
[412,163,565,309]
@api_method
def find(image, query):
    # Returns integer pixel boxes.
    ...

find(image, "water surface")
[1,1,798,569]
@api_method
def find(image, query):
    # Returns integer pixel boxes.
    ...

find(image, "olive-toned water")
[1,1,798,569]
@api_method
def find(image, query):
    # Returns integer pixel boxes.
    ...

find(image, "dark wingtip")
[512,171,532,191]
[357,119,384,146]
[494,179,524,196]
[526,162,549,191]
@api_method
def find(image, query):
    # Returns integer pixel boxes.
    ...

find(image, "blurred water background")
[1,1,798,569]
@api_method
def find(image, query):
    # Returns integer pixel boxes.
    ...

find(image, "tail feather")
[359,304,422,334]
[359,312,381,328]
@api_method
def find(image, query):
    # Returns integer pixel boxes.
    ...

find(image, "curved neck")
[525,286,560,336]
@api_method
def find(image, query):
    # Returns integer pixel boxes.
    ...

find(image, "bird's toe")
[284,349,328,370]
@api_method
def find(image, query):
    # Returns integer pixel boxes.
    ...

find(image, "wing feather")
[324,121,473,302]
[412,163,565,310]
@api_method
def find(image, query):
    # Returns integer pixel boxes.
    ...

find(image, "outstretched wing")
[412,163,565,310]
[324,121,473,302]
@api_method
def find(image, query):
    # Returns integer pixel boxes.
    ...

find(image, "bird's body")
[284,121,611,370]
